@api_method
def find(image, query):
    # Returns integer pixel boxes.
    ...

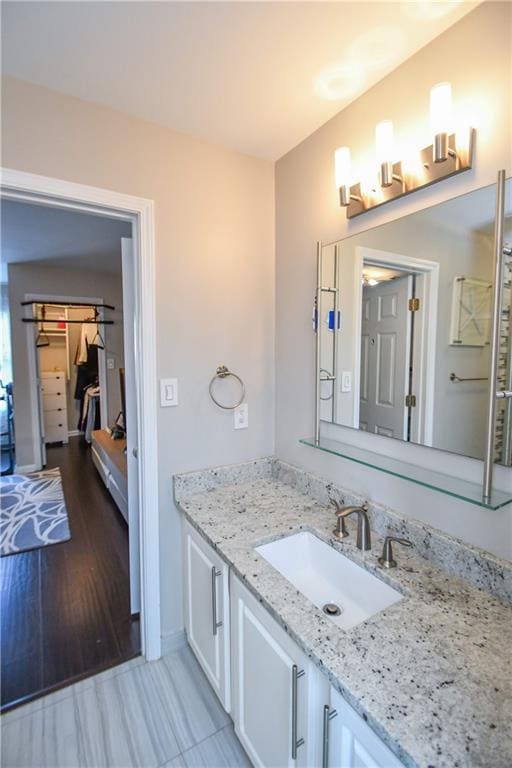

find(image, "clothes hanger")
[36,306,50,348]
[90,308,106,349]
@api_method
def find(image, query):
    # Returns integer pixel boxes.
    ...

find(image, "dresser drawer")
[41,375,66,395]
[45,424,68,444]
[43,392,67,411]
[109,473,128,522]
[91,444,110,488]
[44,410,68,429]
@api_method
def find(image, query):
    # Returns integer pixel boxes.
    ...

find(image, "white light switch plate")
[234,403,248,429]
[160,378,178,407]
[341,371,352,392]
[107,357,115,370]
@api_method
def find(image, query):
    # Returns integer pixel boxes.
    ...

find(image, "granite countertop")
[174,462,512,768]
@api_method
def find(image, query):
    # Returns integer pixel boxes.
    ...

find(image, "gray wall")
[8,262,124,466]
[275,3,512,559]
[1,76,275,640]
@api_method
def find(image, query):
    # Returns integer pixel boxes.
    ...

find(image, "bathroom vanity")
[175,458,512,768]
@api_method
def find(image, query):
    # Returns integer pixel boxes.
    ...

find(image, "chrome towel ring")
[209,365,245,410]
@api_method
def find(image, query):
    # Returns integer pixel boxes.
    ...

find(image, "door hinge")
[408,298,420,312]
[405,394,417,408]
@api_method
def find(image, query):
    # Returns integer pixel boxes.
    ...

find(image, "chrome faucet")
[377,536,413,568]
[337,503,371,551]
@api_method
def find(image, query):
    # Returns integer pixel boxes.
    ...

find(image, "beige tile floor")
[1,645,251,768]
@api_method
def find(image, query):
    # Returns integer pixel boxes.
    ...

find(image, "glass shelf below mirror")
[300,436,512,510]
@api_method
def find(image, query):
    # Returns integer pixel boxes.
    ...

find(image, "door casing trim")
[1,166,161,660]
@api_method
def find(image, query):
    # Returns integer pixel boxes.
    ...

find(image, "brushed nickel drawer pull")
[322,705,338,768]
[291,664,305,759]
[211,566,222,635]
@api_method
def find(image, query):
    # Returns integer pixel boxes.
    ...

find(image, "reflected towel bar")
[450,372,488,383]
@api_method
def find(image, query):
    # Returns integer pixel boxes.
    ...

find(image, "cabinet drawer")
[109,473,128,523]
[43,393,66,411]
[45,424,68,444]
[44,410,67,429]
[41,375,66,394]
[91,445,109,488]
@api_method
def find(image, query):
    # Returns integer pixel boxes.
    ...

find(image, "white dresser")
[41,371,69,444]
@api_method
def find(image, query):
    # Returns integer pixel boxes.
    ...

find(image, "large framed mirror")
[313,176,511,503]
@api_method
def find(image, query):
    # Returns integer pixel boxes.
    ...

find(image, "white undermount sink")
[256,531,402,630]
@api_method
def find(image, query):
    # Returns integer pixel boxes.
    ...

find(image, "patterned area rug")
[0,468,71,556]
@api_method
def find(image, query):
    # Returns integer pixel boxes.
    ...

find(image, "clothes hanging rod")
[450,372,488,383]
[22,318,114,325]
[20,300,115,310]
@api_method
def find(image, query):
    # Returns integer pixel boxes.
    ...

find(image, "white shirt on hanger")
[77,321,99,364]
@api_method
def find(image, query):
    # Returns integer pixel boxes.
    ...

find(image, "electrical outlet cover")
[234,403,248,429]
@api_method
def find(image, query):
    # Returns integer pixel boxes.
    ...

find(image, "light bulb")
[430,82,453,162]
[334,146,352,206]
[375,120,394,186]
[375,120,394,164]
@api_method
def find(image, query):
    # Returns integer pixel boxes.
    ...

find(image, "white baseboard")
[14,463,39,474]
[160,628,187,656]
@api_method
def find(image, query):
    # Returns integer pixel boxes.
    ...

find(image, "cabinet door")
[327,688,404,768]
[182,519,230,712]
[231,573,322,768]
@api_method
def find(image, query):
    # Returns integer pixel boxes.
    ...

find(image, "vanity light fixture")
[430,81,453,163]
[334,147,362,207]
[375,120,402,188]
[334,146,351,205]
[335,81,474,218]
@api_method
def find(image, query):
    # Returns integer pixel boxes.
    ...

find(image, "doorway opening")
[354,246,440,446]
[0,196,148,711]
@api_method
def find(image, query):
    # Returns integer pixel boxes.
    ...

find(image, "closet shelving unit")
[34,303,70,377]
[21,300,116,444]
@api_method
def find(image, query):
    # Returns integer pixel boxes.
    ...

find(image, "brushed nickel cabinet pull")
[322,704,338,768]
[211,566,222,636]
[291,664,306,759]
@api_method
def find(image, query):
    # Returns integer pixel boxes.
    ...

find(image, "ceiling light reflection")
[314,60,366,101]
[401,0,463,21]
[349,26,405,71]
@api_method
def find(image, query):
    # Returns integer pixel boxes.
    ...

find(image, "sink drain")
[322,602,342,617]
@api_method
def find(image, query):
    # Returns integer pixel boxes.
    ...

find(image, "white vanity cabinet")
[230,573,328,768]
[180,520,405,768]
[182,519,231,712]
[325,688,404,768]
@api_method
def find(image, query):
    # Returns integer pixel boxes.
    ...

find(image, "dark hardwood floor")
[0,436,140,711]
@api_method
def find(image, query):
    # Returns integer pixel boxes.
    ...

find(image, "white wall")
[275,2,512,559]
[1,76,275,638]
[8,262,125,466]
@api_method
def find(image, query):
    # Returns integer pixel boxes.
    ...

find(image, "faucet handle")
[329,497,349,540]
[329,495,344,510]
[378,536,413,568]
